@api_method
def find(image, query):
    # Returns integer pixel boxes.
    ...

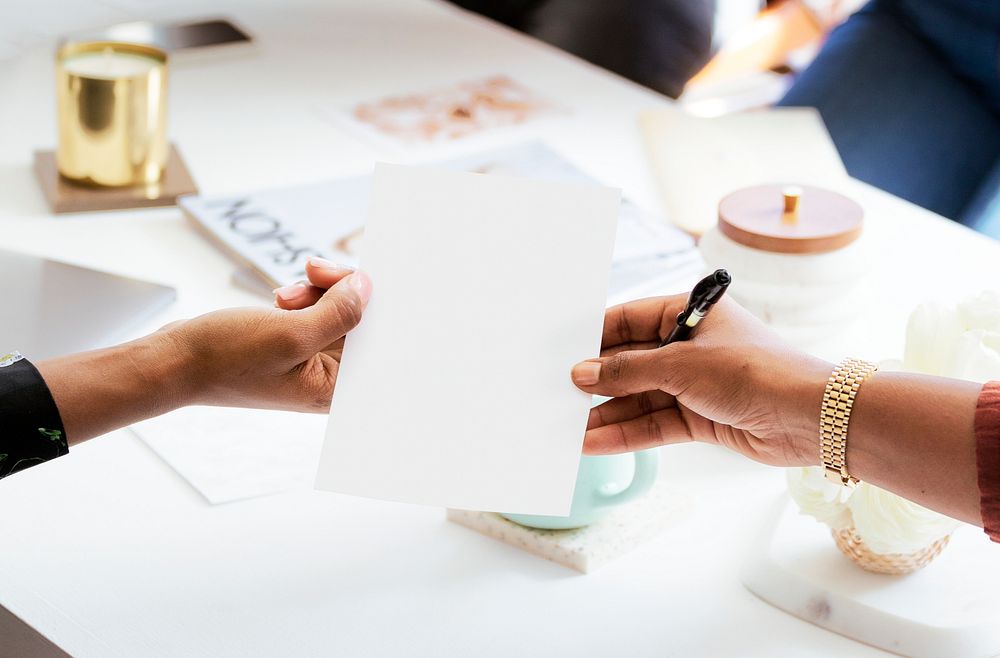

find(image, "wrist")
[781,356,833,467]
[34,330,197,444]
[139,329,200,411]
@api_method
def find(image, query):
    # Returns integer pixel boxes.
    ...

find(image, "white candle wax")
[61,47,159,79]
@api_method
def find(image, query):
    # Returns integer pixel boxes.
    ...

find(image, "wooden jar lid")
[717,184,863,254]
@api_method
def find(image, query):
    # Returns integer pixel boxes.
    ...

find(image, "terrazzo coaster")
[33,144,198,213]
[447,481,688,573]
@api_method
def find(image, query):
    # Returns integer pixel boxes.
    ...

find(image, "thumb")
[571,346,687,398]
[299,270,372,349]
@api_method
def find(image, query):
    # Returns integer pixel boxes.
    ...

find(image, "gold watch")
[820,358,878,486]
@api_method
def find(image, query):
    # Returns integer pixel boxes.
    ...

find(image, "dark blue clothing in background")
[779,0,1000,237]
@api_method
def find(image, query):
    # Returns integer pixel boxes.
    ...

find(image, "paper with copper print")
[341,75,565,146]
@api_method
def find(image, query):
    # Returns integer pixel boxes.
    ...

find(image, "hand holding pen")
[569,270,838,465]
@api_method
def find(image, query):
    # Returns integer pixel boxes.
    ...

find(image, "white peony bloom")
[902,301,964,376]
[786,467,853,530]
[957,290,1000,332]
[848,482,960,555]
[952,328,1000,382]
[953,291,1000,381]
[904,291,1000,381]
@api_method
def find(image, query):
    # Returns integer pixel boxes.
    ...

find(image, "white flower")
[952,329,1000,382]
[848,482,959,555]
[904,291,1000,381]
[786,467,853,530]
[902,302,964,376]
[957,290,1000,332]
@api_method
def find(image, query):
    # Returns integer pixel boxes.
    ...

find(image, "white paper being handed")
[315,164,619,515]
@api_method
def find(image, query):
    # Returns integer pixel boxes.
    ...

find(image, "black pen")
[659,269,732,347]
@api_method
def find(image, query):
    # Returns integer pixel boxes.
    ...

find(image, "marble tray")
[742,496,1000,657]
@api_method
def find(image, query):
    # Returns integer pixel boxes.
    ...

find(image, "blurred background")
[6,0,1000,238]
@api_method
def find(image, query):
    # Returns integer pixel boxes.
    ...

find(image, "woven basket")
[830,526,950,575]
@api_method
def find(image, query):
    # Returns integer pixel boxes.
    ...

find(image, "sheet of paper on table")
[131,406,327,504]
[641,106,848,235]
[329,75,568,149]
[315,164,619,515]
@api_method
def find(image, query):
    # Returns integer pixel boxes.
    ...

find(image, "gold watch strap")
[820,358,878,486]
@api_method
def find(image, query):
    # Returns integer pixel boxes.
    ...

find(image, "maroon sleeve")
[976,381,1000,542]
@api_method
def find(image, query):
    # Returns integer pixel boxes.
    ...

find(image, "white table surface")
[3,1,1000,656]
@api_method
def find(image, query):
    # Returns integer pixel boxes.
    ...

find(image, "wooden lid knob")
[718,184,863,254]
[782,186,802,215]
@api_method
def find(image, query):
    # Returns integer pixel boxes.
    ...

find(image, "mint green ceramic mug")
[501,448,660,530]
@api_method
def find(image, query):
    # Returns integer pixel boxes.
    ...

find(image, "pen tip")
[714,269,732,286]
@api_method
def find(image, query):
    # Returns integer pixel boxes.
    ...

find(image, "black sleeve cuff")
[0,353,68,480]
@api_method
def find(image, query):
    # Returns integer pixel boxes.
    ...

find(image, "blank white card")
[316,164,619,515]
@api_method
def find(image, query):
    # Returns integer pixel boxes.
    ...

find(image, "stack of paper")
[132,407,327,504]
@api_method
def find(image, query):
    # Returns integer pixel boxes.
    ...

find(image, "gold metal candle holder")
[56,41,168,187]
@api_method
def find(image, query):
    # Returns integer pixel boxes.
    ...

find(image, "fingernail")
[273,282,308,302]
[572,360,601,385]
[347,271,372,305]
[307,256,348,271]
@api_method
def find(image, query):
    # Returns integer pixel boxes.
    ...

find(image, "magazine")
[179,142,701,303]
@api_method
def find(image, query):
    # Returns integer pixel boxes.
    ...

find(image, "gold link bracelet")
[820,358,878,486]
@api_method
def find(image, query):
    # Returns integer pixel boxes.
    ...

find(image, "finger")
[305,257,354,289]
[274,282,325,310]
[320,336,346,355]
[599,341,660,358]
[601,294,687,349]
[587,391,676,430]
[157,319,186,333]
[583,408,694,455]
[317,338,346,362]
[571,344,690,398]
[297,270,372,351]
[320,347,344,362]
[274,259,354,310]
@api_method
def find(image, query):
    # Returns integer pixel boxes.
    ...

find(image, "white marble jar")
[699,184,868,347]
